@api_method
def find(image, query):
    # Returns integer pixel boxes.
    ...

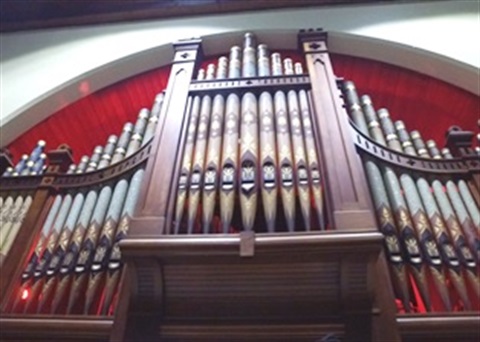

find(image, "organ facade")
[0,30,478,342]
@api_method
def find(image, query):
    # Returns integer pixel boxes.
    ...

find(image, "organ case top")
[0,29,478,342]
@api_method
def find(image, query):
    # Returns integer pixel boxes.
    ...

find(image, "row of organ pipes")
[342,80,479,313]
[1,91,165,316]
[197,33,304,80]
[0,142,47,261]
[174,33,325,234]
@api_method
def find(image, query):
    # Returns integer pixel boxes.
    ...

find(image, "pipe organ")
[0,30,478,342]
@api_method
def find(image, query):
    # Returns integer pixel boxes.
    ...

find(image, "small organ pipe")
[187,95,212,234]
[287,90,311,231]
[197,68,205,81]
[97,135,118,169]
[228,46,241,79]
[143,93,164,145]
[361,95,386,145]
[242,32,257,77]
[12,154,29,176]
[111,123,133,164]
[410,130,430,158]
[271,53,283,76]
[283,58,294,75]
[30,153,47,175]
[394,121,417,155]
[220,94,240,233]
[86,146,104,172]
[259,91,278,232]
[76,156,90,173]
[299,90,325,230]
[216,56,228,79]
[206,64,216,80]
[274,91,295,232]
[378,109,402,152]
[239,92,259,231]
[202,94,225,233]
[126,108,149,157]
[294,62,304,75]
[257,44,270,77]
[426,140,442,159]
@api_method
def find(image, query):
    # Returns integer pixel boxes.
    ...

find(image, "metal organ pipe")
[5,89,162,317]
[174,33,325,236]
[343,79,479,313]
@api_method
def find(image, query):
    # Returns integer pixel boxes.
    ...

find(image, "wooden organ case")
[0,29,478,342]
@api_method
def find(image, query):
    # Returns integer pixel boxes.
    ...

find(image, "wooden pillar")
[130,38,202,236]
[299,29,400,342]
[114,39,202,342]
[298,29,375,231]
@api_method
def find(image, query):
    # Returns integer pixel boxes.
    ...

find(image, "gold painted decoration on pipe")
[239,92,259,231]
[202,94,225,233]
[259,91,278,233]
[187,95,212,234]
[274,91,295,232]
[220,94,240,233]
[287,90,311,231]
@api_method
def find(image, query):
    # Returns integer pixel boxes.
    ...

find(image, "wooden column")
[114,39,202,342]
[298,29,375,231]
[130,38,202,236]
[299,29,400,341]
